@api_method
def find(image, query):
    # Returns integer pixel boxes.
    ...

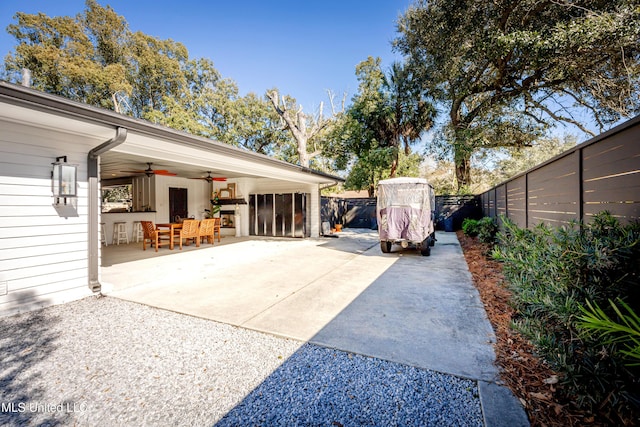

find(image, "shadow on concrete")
[0,291,62,426]
[309,244,498,382]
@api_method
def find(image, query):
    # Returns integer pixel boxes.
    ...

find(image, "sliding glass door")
[250,193,307,237]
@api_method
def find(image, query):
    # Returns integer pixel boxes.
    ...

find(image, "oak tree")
[395,0,640,190]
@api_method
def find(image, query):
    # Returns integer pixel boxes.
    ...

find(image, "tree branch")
[524,92,597,136]
[268,90,304,140]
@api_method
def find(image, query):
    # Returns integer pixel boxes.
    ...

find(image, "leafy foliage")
[395,0,640,190]
[462,217,497,249]
[493,213,640,421]
[462,218,479,237]
[331,56,434,195]
[1,1,296,161]
[476,217,498,245]
[579,299,640,366]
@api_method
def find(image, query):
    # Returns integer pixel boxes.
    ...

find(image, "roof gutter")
[320,181,341,190]
[88,127,128,293]
[89,126,128,175]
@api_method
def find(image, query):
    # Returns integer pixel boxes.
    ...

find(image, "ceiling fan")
[190,171,227,182]
[122,162,177,177]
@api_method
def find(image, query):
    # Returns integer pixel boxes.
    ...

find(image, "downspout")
[87,127,127,292]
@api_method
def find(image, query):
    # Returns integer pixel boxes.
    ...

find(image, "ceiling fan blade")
[188,171,225,182]
[154,171,177,176]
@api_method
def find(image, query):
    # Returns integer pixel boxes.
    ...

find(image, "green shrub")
[493,212,640,421]
[476,217,497,245]
[462,218,479,236]
[578,298,640,366]
[462,217,498,249]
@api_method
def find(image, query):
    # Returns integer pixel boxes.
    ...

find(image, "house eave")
[0,81,345,185]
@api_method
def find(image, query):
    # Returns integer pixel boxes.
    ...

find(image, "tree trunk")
[389,136,401,178]
[389,158,398,178]
[297,127,310,167]
[267,90,325,169]
[454,144,471,192]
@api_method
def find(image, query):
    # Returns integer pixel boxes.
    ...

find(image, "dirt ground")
[456,231,598,427]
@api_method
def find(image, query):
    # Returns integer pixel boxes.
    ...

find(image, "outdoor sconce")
[52,156,77,205]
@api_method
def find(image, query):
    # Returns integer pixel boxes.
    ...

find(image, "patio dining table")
[155,223,183,250]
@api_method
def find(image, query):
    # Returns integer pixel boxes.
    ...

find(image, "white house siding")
[0,119,101,316]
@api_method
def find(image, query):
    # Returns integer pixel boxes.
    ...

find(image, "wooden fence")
[321,195,482,231]
[479,114,640,228]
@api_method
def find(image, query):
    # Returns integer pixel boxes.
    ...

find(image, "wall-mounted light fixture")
[52,156,77,205]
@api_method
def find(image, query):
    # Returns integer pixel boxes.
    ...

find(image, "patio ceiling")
[101,150,253,182]
[100,129,340,185]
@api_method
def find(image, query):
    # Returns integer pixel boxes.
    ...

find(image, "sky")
[0,0,414,115]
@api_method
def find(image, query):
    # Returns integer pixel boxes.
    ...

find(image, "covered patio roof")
[0,81,344,186]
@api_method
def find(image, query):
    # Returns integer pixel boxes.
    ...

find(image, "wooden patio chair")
[178,219,201,249]
[141,220,172,252]
[199,218,221,245]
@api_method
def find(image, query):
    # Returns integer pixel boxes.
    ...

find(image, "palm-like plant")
[378,62,435,177]
[578,298,640,366]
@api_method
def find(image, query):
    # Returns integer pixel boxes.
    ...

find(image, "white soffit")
[113,131,337,185]
[0,102,115,142]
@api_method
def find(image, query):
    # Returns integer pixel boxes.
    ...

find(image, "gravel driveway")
[0,297,483,426]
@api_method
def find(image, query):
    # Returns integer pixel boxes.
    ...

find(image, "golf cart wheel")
[429,233,436,246]
[380,241,392,253]
[421,244,431,256]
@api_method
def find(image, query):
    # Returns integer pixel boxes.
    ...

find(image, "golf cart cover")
[377,177,434,242]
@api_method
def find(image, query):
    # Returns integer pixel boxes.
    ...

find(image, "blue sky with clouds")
[0,0,413,114]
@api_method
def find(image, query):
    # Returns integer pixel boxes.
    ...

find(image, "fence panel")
[435,195,482,230]
[527,151,580,226]
[496,184,507,218]
[488,188,496,218]
[345,198,377,228]
[506,176,527,228]
[322,195,482,231]
[479,114,639,227]
[582,125,640,222]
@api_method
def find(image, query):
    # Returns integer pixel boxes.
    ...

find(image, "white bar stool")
[132,221,144,243]
[100,222,108,246]
[112,221,129,245]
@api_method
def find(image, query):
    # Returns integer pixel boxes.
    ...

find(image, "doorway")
[169,187,188,222]
[249,193,308,237]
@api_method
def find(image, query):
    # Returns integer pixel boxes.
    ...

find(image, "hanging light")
[52,156,77,204]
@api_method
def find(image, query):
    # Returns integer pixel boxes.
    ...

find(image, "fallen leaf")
[530,392,552,401]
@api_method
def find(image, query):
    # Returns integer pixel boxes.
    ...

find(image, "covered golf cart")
[377,177,436,256]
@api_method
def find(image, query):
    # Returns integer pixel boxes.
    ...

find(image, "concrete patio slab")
[103,232,383,329]
[310,232,498,381]
[103,231,497,380]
